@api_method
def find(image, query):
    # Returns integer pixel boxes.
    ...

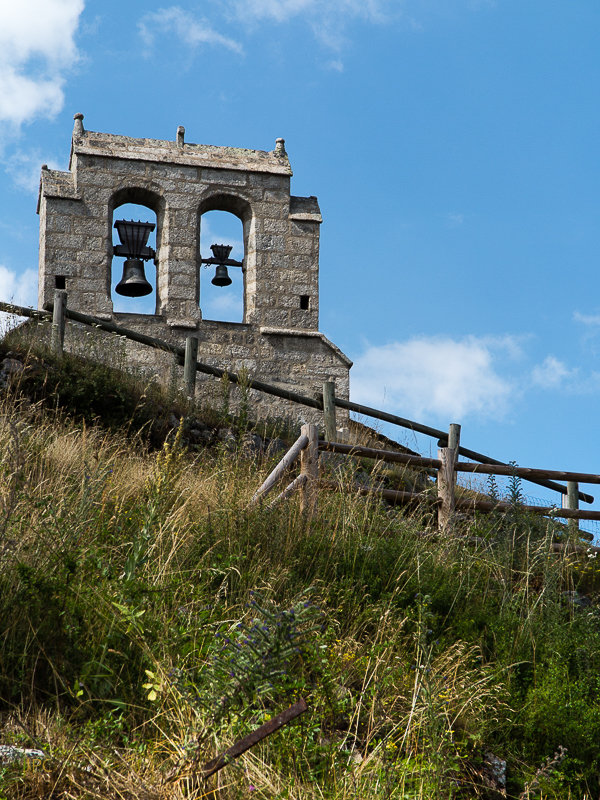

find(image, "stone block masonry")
[37,115,352,428]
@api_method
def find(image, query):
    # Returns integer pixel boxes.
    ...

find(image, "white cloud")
[574,311,600,326]
[232,0,316,23]
[4,149,63,193]
[0,0,84,134]
[200,215,244,261]
[230,0,387,49]
[531,356,577,389]
[0,265,38,327]
[231,0,388,25]
[351,335,518,422]
[227,0,488,50]
[139,7,243,55]
[139,0,494,57]
[204,292,244,316]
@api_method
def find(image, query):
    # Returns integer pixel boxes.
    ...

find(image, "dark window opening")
[300,295,310,310]
[55,275,66,290]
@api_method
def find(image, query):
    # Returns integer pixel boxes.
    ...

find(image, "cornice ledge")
[259,327,353,367]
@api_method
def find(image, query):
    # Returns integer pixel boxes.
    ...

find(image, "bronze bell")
[115,259,152,297]
[212,264,232,287]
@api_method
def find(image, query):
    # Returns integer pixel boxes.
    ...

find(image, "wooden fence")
[249,431,600,551]
[1,292,596,519]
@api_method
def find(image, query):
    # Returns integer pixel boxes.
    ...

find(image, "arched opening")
[110,199,159,315]
[199,210,245,323]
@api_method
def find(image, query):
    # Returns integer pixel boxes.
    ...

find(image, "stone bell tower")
[37,114,352,422]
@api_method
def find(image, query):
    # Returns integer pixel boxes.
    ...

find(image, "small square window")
[55,276,66,290]
[300,295,310,310]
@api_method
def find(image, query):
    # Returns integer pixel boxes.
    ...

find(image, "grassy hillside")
[1,335,599,799]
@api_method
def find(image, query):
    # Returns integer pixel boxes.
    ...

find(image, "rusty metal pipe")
[202,697,308,778]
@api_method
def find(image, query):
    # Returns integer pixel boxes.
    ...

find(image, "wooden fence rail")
[332,396,593,504]
[454,496,600,521]
[318,440,440,470]
[268,473,308,509]
[319,479,432,508]
[250,433,308,505]
[1,296,594,506]
[318,441,600,486]
[250,436,600,539]
[317,440,600,531]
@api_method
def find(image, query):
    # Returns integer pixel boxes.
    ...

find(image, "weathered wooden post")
[183,336,198,398]
[249,433,309,506]
[566,480,580,533]
[437,447,455,532]
[323,381,336,443]
[51,290,67,353]
[448,423,461,463]
[300,423,319,517]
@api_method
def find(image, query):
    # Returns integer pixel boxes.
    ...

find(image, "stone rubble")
[0,744,46,766]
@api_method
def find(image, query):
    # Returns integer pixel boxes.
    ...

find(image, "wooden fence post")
[183,336,198,398]
[437,447,455,532]
[300,423,319,518]
[249,433,309,506]
[323,381,336,443]
[448,423,461,463]
[566,480,579,533]
[51,290,67,354]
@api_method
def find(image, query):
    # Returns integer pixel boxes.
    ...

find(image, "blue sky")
[1,0,600,518]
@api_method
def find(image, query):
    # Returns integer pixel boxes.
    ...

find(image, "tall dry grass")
[0,382,598,799]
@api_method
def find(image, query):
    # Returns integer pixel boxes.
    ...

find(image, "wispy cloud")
[531,356,577,389]
[573,311,600,356]
[226,0,489,50]
[199,213,244,321]
[139,0,494,59]
[0,0,84,138]
[231,0,389,26]
[200,216,244,262]
[139,7,243,55]
[446,212,464,228]
[574,311,600,326]
[0,264,38,328]
[232,0,318,24]
[351,334,519,422]
[230,0,389,49]
[4,149,64,193]
[203,292,244,319]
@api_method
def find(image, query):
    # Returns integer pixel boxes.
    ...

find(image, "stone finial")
[177,126,185,147]
[275,138,286,156]
[73,113,84,136]
[41,164,48,170]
